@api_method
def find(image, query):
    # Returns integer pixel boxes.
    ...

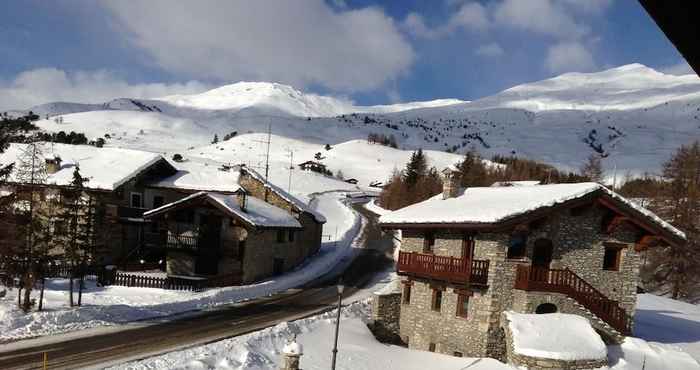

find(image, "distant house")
[298,161,327,173]
[345,178,358,185]
[0,143,325,284]
[375,167,686,365]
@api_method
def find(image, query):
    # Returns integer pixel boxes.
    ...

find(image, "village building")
[0,143,325,284]
[375,167,686,366]
[298,160,327,173]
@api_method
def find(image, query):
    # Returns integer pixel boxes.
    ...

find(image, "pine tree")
[212,134,219,144]
[403,149,427,188]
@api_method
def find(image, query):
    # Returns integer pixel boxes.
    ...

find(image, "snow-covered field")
[0,193,362,343]
[107,293,700,370]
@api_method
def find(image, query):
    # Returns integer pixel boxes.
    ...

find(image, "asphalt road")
[0,200,394,370]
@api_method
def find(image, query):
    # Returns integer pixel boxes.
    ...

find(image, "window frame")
[428,343,436,352]
[456,292,471,318]
[402,283,411,305]
[603,243,624,271]
[423,230,436,254]
[288,229,295,242]
[431,288,443,312]
[130,192,143,208]
[153,195,165,209]
[507,233,528,259]
[461,234,474,259]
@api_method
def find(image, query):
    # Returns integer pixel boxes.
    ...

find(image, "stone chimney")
[442,166,461,199]
[280,336,303,370]
[236,188,248,212]
[46,155,62,174]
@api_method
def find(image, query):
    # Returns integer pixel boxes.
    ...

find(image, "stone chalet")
[375,167,686,364]
[0,143,325,284]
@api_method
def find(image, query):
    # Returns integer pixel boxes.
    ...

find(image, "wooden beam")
[605,215,629,234]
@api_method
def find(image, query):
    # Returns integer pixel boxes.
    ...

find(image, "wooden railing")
[166,234,199,251]
[514,265,632,335]
[397,251,489,285]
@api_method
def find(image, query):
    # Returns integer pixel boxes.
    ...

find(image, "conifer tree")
[403,149,427,188]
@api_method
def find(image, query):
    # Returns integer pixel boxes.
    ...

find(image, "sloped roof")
[148,165,242,193]
[379,182,685,243]
[143,191,301,229]
[0,143,169,191]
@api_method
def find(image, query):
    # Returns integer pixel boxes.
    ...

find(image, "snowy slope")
[13,63,700,178]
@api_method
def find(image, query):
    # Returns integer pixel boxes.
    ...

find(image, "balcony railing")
[166,234,199,251]
[514,265,632,335]
[397,251,489,285]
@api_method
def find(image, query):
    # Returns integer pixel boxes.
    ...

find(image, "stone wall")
[371,292,402,341]
[501,313,608,370]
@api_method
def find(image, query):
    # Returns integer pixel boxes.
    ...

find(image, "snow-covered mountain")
[10,63,700,184]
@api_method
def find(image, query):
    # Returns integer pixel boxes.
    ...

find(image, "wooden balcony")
[397,251,489,286]
[514,265,632,335]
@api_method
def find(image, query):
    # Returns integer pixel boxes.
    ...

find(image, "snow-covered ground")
[107,292,700,370]
[0,193,362,343]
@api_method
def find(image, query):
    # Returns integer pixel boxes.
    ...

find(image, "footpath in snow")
[0,193,363,343]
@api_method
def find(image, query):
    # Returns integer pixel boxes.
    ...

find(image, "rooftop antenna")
[253,123,272,182]
[287,150,294,192]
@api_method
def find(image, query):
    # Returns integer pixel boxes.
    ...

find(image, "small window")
[288,229,295,242]
[130,192,143,208]
[603,244,623,271]
[403,284,411,304]
[423,231,435,253]
[456,294,470,318]
[432,289,443,312]
[461,234,474,259]
[276,229,286,243]
[453,352,463,357]
[428,343,436,352]
[507,233,527,259]
[153,195,165,209]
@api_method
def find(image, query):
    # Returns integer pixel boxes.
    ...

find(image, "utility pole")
[288,150,294,193]
[253,123,272,200]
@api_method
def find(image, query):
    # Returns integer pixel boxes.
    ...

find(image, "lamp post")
[331,279,345,370]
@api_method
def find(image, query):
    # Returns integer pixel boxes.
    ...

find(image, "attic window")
[423,231,436,253]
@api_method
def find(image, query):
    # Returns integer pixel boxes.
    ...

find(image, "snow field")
[0,193,362,343]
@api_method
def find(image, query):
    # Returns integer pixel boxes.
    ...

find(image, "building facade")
[377,170,686,360]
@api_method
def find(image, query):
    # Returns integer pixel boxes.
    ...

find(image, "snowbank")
[107,301,514,370]
[505,312,607,361]
[363,199,391,216]
[0,193,361,342]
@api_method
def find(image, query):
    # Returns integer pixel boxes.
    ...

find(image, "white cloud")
[660,60,695,76]
[545,42,596,73]
[493,0,590,40]
[0,68,210,111]
[404,2,489,39]
[101,0,414,93]
[475,43,504,57]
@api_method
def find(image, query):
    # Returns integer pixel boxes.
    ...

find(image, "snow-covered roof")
[148,166,242,193]
[491,180,541,187]
[242,167,327,224]
[505,312,607,361]
[0,143,167,191]
[379,182,685,240]
[143,191,301,229]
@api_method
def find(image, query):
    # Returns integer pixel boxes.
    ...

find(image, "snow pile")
[0,193,361,342]
[363,199,391,216]
[505,312,607,361]
[609,337,700,370]
[283,340,303,356]
[107,301,514,370]
[0,143,163,191]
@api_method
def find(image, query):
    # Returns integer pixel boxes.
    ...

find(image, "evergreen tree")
[212,134,219,144]
[403,149,427,187]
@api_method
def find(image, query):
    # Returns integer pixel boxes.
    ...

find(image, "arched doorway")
[535,303,558,314]
[532,238,553,269]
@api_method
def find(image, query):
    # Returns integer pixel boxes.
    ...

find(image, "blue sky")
[0,0,691,110]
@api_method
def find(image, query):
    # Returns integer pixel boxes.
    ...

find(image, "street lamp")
[331,279,345,370]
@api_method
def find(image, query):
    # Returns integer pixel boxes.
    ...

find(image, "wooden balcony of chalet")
[397,251,489,286]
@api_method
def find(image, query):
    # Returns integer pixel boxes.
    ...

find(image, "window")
[423,231,435,253]
[288,229,295,242]
[403,283,411,304]
[431,289,443,312]
[603,244,624,271]
[276,229,286,243]
[461,234,474,259]
[453,352,463,357]
[507,233,527,259]
[238,239,246,259]
[456,293,470,318]
[428,343,436,352]
[130,192,143,208]
[153,195,165,209]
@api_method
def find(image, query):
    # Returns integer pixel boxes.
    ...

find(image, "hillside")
[14,63,700,183]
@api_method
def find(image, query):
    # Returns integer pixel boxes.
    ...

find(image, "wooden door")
[195,214,222,275]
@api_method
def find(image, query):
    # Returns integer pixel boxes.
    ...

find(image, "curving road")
[0,200,394,370]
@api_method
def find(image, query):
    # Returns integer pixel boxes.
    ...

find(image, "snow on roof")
[0,143,165,191]
[379,182,686,240]
[148,166,241,193]
[144,191,301,229]
[243,167,327,224]
[491,180,541,187]
[504,311,607,361]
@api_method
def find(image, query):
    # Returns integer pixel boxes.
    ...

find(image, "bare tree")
[580,154,604,183]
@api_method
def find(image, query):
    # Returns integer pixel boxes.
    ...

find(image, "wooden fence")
[101,270,243,292]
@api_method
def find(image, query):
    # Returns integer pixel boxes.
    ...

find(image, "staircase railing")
[514,265,632,335]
